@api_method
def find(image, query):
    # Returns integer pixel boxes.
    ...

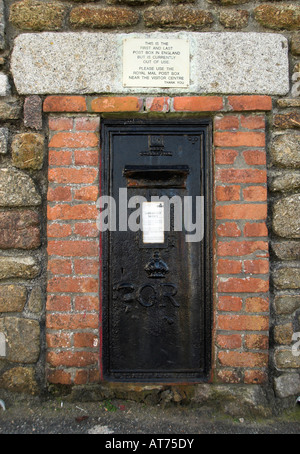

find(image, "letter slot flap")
[123,165,190,188]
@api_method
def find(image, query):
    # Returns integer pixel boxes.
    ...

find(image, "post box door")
[101,119,212,381]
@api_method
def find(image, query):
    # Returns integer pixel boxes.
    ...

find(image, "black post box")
[101,119,212,382]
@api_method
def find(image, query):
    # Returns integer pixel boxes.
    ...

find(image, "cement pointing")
[11,32,289,95]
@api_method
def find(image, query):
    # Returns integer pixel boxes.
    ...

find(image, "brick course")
[45,96,269,385]
[47,114,100,384]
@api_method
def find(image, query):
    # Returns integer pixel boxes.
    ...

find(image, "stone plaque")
[11,33,289,95]
[123,38,189,88]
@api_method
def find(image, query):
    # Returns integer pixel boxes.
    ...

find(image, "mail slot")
[123,165,190,188]
[101,119,212,381]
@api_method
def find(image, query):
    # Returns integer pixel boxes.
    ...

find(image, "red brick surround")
[45,95,270,386]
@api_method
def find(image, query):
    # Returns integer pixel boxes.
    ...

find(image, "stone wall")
[0,0,299,409]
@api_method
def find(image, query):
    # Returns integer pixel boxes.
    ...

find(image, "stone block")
[69,6,140,28]
[0,168,41,207]
[277,98,300,108]
[0,0,5,50]
[219,10,249,29]
[271,241,300,260]
[191,384,271,417]
[269,171,300,192]
[270,133,300,168]
[274,373,300,398]
[274,295,300,315]
[11,133,44,170]
[273,267,300,290]
[11,32,289,95]
[274,112,300,130]
[0,74,10,97]
[143,6,214,29]
[272,194,300,238]
[0,332,5,356]
[0,98,21,120]
[24,96,42,130]
[275,349,300,369]
[0,128,8,154]
[0,210,40,249]
[27,286,43,313]
[0,256,40,280]
[291,33,300,55]
[254,4,300,31]
[9,0,67,31]
[0,366,38,394]
[0,317,40,363]
[108,0,161,3]
[0,284,27,312]
[292,68,300,98]
[208,0,249,4]
[274,323,294,345]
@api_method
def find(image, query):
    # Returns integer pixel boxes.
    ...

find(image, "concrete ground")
[0,397,299,435]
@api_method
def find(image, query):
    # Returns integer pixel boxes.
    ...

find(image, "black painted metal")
[101,119,212,382]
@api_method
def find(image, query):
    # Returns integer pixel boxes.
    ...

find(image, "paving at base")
[0,398,299,434]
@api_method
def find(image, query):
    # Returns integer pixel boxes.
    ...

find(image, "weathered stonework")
[11,133,45,170]
[270,133,300,168]
[0,0,5,50]
[0,74,10,96]
[191,384,271,418]
[274,112,300,130]
[269,171,300,192]
[275,349,300,369]
[274,323,293,345]
[219,10,249,29]
[0,98,21,120]
[273,267,300,289]
[143,7,214,29]
[0,168,41,207]
[0,256,40,280]
[0,366,38,394]
[272,194,300,238]
[108,0,161,4]
[0,210,40,250]
[277,98,300,108]
[272,241,300,260]
[274,373,300,398]
[27,286,43,314]
[0,332,5,357]
[0,285,27,312]
[9,0,67,31]
[69,6,140,28]
[24,96,43,130]
[0,128,8,154]
[0,0,299,409]
[291,33,300,55]
[254,4,300,30]
[292,63,300,98]
[208,0,249,4]
[274,295,300,315]
[0,317,40,363]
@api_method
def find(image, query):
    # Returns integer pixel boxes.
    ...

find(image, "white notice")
[123,38,189,88]
[142,202,164,244]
